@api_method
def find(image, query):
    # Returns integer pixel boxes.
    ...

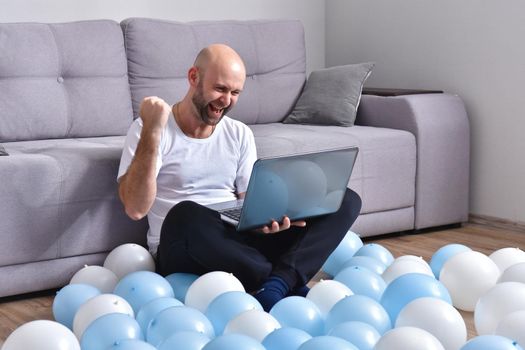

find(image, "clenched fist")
[139,96,171,132]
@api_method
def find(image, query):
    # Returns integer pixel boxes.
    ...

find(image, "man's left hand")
[258,216,306,234]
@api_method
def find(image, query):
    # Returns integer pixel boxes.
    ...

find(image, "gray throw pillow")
[283,62,374,126]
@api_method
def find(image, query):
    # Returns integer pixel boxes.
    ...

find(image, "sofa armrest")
[355,93,470,229]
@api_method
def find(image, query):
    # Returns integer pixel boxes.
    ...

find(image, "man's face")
[191,63,245,126]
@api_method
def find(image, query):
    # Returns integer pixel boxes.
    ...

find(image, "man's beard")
[192,85,232,126]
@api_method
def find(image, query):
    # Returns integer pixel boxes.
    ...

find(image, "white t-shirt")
[117,113,257,255]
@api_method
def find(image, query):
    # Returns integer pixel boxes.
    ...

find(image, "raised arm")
[118,97,171,220]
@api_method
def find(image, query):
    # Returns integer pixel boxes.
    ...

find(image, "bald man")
[117,44,361,311]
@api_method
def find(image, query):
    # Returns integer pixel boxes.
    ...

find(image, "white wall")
[326,0,525,223]
[0,0,325,73]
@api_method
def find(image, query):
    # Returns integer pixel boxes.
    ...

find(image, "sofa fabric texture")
[250,123,416,215]
[1,137,147,267]
[0,18,470,297]
[0,20,133,142]
[121,18,306,124]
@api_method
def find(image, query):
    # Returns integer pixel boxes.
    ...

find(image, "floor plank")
[0,223,523,343]
[0,290,55,344]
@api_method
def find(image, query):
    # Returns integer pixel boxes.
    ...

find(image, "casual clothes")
[156,188,361,292]
[117,113,257,255]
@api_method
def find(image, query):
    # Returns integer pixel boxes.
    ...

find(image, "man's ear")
[188,66,200,87]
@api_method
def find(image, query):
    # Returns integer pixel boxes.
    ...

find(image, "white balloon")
[185,271,245,312]
[72,293,134,340]
[382,259,434,285]
[103,243,155,280]
[498,262,525,284]
[495,309,525,349]
[69,265,118,293]
[474,282,525,335]
[439,250,500,311]
[489,248,525,274]
[374,326,445,350]
[224,309,281,342]
[394,255,432,271]
[2,320,80,350]
[396,297,467,350]
[306,280,353,318]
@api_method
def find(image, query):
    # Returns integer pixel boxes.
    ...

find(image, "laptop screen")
[238,147,358,230]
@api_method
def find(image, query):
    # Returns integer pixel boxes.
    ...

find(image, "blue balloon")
[136,297,183,332]
[52,283,100,329]
[158,331,210,350]
[380,272,452,323]
[262,327,312,350]
[298,336,358,350]
[322,230,363,276]
[354,243,394,267]
[269,296,324,336]
[165,273,199,303]
[107,340,156,350]
[205,291,262,335]
[114,271,174,314]
[334,266,386,301]
[430,244,471,279]
[460,335,524,350]
[328,321,381,350]
[147,306,215,347]
[340,256,387,275]
[80,313,143,350]
[202,333,265,350]
[325,295,391,335]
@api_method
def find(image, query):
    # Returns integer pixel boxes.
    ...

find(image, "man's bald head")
[185,44,246,127]
[193,44,246,80]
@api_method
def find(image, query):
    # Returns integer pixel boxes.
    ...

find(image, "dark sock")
[289,284,310,297]
[254,275,290,312]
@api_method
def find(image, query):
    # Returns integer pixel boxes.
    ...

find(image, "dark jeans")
[157,188,361,292]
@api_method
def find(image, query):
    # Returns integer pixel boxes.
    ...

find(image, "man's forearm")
[119,129,162,220]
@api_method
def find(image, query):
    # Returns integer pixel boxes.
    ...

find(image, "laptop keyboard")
[221,207,243,221]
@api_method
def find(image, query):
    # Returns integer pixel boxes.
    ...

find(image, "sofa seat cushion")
[250,123,416,214]
[0,137,147,267]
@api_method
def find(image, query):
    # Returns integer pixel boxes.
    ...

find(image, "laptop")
[206,146,359,231]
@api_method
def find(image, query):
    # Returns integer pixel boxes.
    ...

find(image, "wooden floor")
[0,222,523,344]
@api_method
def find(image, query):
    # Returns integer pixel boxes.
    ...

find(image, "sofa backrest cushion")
[0,20,133,142]
[121,18,306,125]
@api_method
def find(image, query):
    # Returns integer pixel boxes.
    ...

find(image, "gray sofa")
[0,18,469,297]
